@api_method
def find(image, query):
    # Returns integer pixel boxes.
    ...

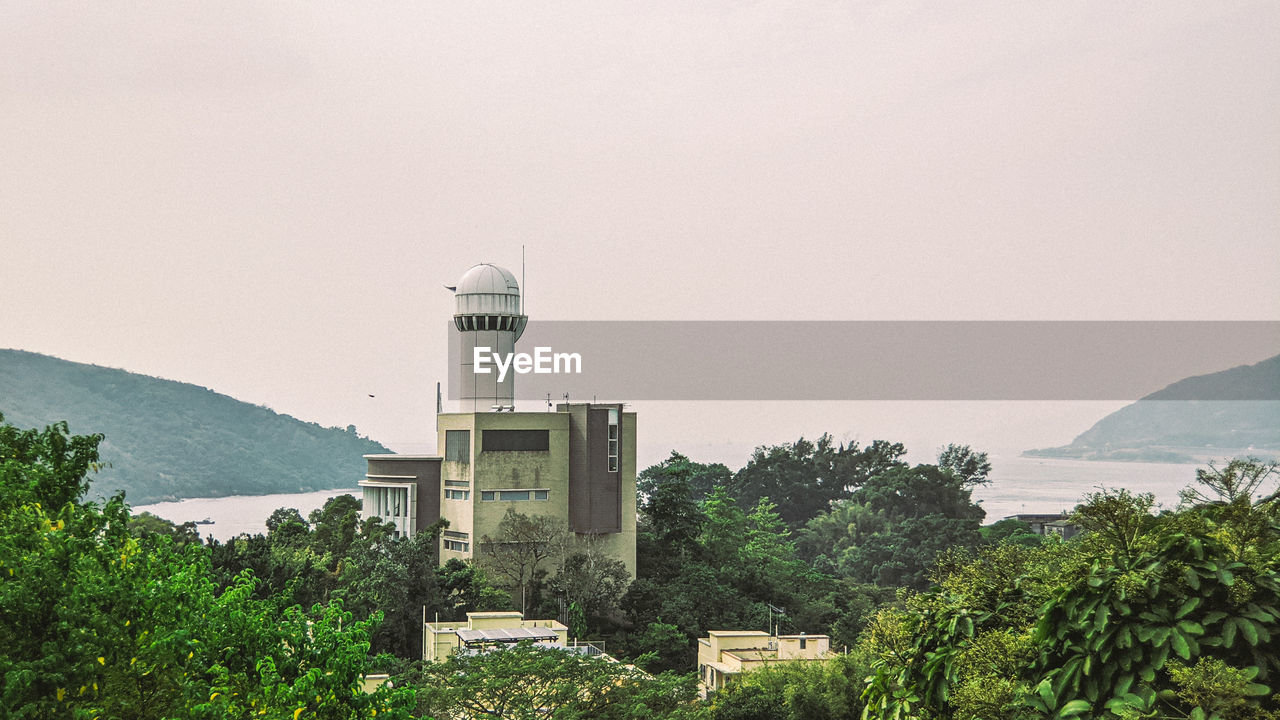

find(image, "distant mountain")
[0,349,390,504]
[1025,354,1280,463]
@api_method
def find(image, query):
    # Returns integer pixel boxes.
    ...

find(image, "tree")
[309,493,362,561]
[0,412,416,718]
[405,641,707,720]
[936,444,992,487]
[860,466,1280,720]
[728,435,907,531]
[551,541,631,625]
[337,518,447,658]
[710,653,871,720]
[479,509,567,614]
[435,557,511,620]
[798,463,985,590]
[638,451,731,505]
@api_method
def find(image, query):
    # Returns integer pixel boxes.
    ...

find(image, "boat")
[194,517,215,525]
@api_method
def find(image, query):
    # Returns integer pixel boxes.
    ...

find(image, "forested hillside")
[1026,354,1280,463]
[0,349,389,503]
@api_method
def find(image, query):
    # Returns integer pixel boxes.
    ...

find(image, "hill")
[1025,354,1280,463]
[0,349,390,504]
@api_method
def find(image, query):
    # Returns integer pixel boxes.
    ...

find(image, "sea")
[131,453,1207,542]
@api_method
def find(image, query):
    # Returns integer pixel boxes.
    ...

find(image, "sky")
[2,2,1278,467]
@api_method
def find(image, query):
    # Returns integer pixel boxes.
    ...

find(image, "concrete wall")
[361,455,441,537]
[426,406,636,579]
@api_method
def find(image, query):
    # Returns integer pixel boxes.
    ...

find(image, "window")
[445,480,470,488]
[799,637,807,650]
[445,430,470,463]
[607,409,619,472]
[482,429,549,451]
[443,531,470,553]
[445,489,470,500]
[480,489,550,502]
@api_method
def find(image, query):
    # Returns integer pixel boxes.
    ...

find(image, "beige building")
[696,631,832,698]
[358,263,638,578]
[423,611,570,662]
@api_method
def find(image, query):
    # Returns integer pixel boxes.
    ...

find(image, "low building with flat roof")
[424,611,571,662]
[696,630,832,698]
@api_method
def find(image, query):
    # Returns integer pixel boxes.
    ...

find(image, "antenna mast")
[521,244,526,315]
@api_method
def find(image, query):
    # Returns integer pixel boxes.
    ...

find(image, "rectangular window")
[445,480,470,488]
[607,409,619,473]
[444,489,470,500]
[443,539,469,552]
[480,489,550,502]
[482,429,549,452]
[445,430,470,463]
[443,530,469,540]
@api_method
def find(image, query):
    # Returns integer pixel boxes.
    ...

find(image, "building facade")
[696,630,832,698]
[358,263,637,578]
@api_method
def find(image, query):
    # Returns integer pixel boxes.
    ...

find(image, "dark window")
[482,429,549,451]
[445,430,471,462]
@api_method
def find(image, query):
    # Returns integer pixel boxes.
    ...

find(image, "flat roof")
[456,627,560,644]
[358,480,416,488]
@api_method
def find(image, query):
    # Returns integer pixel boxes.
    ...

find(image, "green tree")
[710,653,871,720]
[800,463,985,590]
[639,451,732,505]
[728,435,907,531]
[0,411,416,718]
[405,641,708,720]
[479,509,567,614]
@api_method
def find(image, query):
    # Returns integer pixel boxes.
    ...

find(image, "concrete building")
[1003,513,1080,540]
[358,263,637,577]
[696,631,832,698]
[424,611,570,662]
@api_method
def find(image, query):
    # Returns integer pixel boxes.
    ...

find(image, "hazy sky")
[3,2,1278,466]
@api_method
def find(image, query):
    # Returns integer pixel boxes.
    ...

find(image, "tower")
[448,263,527,412]
[359,261,636,581]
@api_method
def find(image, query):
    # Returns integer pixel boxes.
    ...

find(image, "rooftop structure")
[424,611,574,662]
[449,262,528,412]
[696,630,832,698]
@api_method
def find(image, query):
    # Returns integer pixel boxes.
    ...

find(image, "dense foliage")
[859,460,1280,720]
[8,402,1278,720]
[0,349,390,503]
[403,641,706,720]
[0,412,414,719]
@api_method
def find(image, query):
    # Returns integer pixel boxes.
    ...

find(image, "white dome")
[456,264,519,296]
[451,263,525,326]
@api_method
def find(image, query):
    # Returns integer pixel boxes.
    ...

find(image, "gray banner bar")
[446,321,1280,401]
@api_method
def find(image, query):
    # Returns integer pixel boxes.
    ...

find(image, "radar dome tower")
[448,263,527,412]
